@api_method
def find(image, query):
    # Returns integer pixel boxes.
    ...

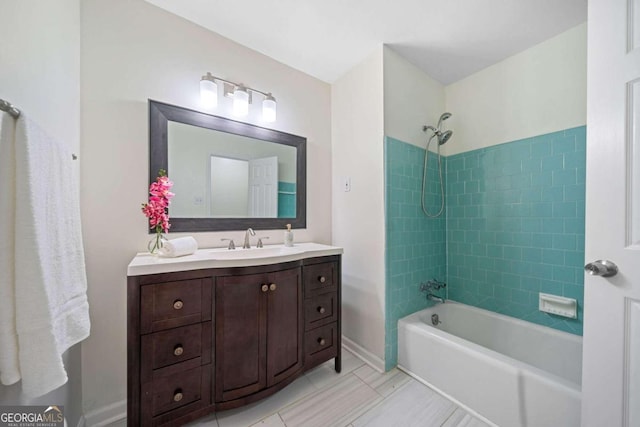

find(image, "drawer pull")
[173,345,184,356]
[173,390,183,402]
[173,300,184,310]
[317,306,326,314]
[261,284,269,292]
[269,283,277,291]
[318,276,326,283]
[318,337,326,346]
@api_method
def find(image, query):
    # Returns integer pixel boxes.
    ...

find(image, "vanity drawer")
[141,278,211,333]
[304,292,338,331]
[304,323,338,369]
[142,361,211,418]
[141,322,212,372]
[303,262,338,297]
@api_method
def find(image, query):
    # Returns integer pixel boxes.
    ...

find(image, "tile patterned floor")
[183,348,491,427]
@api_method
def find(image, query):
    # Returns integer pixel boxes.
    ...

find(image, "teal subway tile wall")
[445,126,586,335]
[277,181,296,218]
[384,136,447,370]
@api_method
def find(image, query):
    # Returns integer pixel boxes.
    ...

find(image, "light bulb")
[233,86,249,116]
[262,94,277,122]
[200,74,217,108]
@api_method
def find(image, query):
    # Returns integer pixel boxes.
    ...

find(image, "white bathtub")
[398,302,582,427]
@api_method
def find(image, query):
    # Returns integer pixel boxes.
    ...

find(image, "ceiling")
[145,0,587,85]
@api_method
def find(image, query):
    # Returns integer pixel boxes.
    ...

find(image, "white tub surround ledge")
[127,242,343,276]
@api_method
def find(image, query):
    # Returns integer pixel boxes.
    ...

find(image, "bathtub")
[397,302,582,427]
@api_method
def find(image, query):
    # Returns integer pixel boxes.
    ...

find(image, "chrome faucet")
[419,279,447,293]
[420,279,446,303]
[243,228,256,249]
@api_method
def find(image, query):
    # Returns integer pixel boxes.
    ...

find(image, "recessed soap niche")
[539,293,578,318]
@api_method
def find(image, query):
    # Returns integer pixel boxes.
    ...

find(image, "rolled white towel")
[159,236,198,258]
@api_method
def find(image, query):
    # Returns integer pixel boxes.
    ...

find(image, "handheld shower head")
[437,112,452,129]
[423,112,453,145]
[438,130,453,145]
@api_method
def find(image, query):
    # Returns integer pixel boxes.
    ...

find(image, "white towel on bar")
[0,113,21,386]
[0,113,91,397]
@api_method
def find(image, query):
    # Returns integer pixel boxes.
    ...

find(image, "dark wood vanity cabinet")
[128,255,341,426]
[215,267,303,403]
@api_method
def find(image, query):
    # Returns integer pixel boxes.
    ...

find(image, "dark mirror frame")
[149,100,307,232]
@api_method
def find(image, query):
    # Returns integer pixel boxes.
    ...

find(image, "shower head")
[438,130,453,145]
[423,112,453,145]
[437,112,452,129]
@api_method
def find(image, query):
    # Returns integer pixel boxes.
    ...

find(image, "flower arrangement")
[141,169,174,254]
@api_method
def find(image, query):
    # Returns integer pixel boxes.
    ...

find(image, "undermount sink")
[205,246,303,260]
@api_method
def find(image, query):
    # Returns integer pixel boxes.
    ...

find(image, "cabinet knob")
[261,284,269,292]
[317,306,325,314]
[173,300,183,310]
[270,283,277,291]
[173,390,183,402]
[173,345,184,356]
[318,337,326,346]
[318,276,326,283]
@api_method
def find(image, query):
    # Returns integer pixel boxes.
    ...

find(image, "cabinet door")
[266,268,303,386]
[215,273,267,402]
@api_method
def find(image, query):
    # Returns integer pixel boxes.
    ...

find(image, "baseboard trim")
[341,335,385,373]
[81,399,126,427]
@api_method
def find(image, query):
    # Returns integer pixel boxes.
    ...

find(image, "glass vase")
[148,232,167,255]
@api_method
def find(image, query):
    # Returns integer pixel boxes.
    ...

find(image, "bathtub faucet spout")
[427,293,445,303]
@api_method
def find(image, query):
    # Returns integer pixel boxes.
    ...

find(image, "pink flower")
[141,169,173,234]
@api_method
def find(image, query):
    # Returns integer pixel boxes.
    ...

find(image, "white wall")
[331,47,386,364]
[445,22,587,155]
[81,0,331,418]
[0,0,83,424]
[383,47,446,149]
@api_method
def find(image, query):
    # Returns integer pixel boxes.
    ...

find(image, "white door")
[248,156,278,217]
[582,0,640,426]
[210,156,249,217]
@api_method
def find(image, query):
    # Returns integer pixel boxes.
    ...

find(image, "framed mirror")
[149,100,306,232]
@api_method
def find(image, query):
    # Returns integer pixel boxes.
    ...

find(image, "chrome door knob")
[584,260,618,277]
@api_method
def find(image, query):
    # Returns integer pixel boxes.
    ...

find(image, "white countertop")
[127,242,343,276]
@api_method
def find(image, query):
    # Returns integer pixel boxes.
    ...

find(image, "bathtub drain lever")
[431,314,441,326]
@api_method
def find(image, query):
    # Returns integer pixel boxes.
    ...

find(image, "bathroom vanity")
[127,243,342,426]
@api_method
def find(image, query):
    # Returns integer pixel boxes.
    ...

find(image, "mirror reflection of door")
[209,155,278,218]
[248,156,278,217]
[167,119,298,220]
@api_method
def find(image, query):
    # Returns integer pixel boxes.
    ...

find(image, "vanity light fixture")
[233,85,250,116]
[200,72,277,122]
[200,73,218,108]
